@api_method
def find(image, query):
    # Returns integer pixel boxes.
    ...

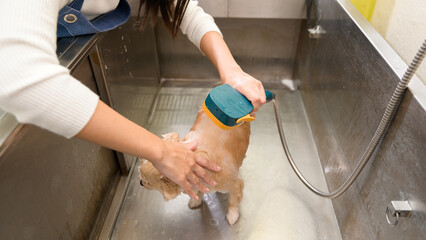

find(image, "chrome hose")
[273,39,426,198]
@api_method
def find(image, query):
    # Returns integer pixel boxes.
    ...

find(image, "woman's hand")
[200,31,266,114]
[152,140,221,200]
[221,66,266,114]
[76,101,220,201]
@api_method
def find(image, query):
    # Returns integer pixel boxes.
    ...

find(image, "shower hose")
[272,39,426,199]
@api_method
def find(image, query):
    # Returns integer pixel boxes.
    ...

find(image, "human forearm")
[179,0,222,50]
[199,31,241,80]
[200,31,266,112]
[76,100,164,161]
[178,0,266,109]
[76,100,219,199]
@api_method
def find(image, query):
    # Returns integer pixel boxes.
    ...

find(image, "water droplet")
[210,218,219,226]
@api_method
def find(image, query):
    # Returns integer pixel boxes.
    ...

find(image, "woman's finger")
[259,81,267,103]
[193,165,217,187]
[187,173,209,193]
[195,155,221,172]
[182,179,199,200]
[251,81,266,112]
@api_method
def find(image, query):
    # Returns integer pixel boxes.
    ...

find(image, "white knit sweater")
[0,0,221,138]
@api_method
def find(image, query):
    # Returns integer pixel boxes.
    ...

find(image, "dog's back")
[184,109,250,190]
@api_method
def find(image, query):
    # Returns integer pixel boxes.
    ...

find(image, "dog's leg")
[226,178,244,225]
[188,191,204,209]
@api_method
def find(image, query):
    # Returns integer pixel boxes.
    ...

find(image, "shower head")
[202,84,274,130]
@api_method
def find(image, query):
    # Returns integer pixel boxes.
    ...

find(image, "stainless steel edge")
[97,159,137,240]
[58,34,104,73]
[0,113,20,149]
[336,0,426,109]
[89,46,130,175]
[89,46,114,107]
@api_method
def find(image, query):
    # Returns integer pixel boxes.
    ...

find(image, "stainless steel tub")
[0,0,424,239]
[96,1,425,239]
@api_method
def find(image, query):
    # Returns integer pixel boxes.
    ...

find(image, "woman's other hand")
[152,140,221,200]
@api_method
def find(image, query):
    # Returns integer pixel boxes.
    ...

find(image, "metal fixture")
[306,0,325,38]
[273,39,426,198]
[64,14,77,23]
[385,201,412,226]
[308,25,326,39]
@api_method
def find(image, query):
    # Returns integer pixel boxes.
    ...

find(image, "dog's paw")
[226,207,239,225]
[188,197,203,209]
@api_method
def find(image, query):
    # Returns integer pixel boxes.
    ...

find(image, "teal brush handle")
[265,90,275,102]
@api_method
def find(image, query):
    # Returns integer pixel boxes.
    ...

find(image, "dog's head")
[139,160,181,201]
[139,132,182,201]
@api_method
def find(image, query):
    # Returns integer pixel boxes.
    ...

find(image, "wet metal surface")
[155,18,301,83]
[109,83,158,127]
[295,0,426,238]
[107,82,158,166]
[0,59,119,240]
[110,87,341,240]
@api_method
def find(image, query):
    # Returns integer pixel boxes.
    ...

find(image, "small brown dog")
[139,107,250,225]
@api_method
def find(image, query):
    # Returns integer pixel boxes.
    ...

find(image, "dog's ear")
[161,132,180,142]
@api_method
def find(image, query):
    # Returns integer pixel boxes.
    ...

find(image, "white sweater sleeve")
[179,0,222,50]
[0,0,100,138]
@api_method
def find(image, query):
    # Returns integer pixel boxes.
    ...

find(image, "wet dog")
[139,108,250,225]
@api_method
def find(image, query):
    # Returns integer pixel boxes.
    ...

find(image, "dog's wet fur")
[139,108,250,225]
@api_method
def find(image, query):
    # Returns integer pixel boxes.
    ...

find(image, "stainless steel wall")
[97,16,160,172]
[98,20,160,86]
[97,15,302,121]
[96,0,302,97]
[0,58,119,240]
[294,0,426,239]
[156,18,301,83]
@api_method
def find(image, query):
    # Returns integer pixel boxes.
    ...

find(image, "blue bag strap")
[68,0,84,10]
[57,0,130,38]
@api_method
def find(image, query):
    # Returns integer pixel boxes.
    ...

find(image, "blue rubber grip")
[265,90,275,102]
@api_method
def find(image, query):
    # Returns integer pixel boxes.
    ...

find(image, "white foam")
[281,79,297,91]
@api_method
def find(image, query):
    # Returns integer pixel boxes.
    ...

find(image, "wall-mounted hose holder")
[385,201,412,226]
